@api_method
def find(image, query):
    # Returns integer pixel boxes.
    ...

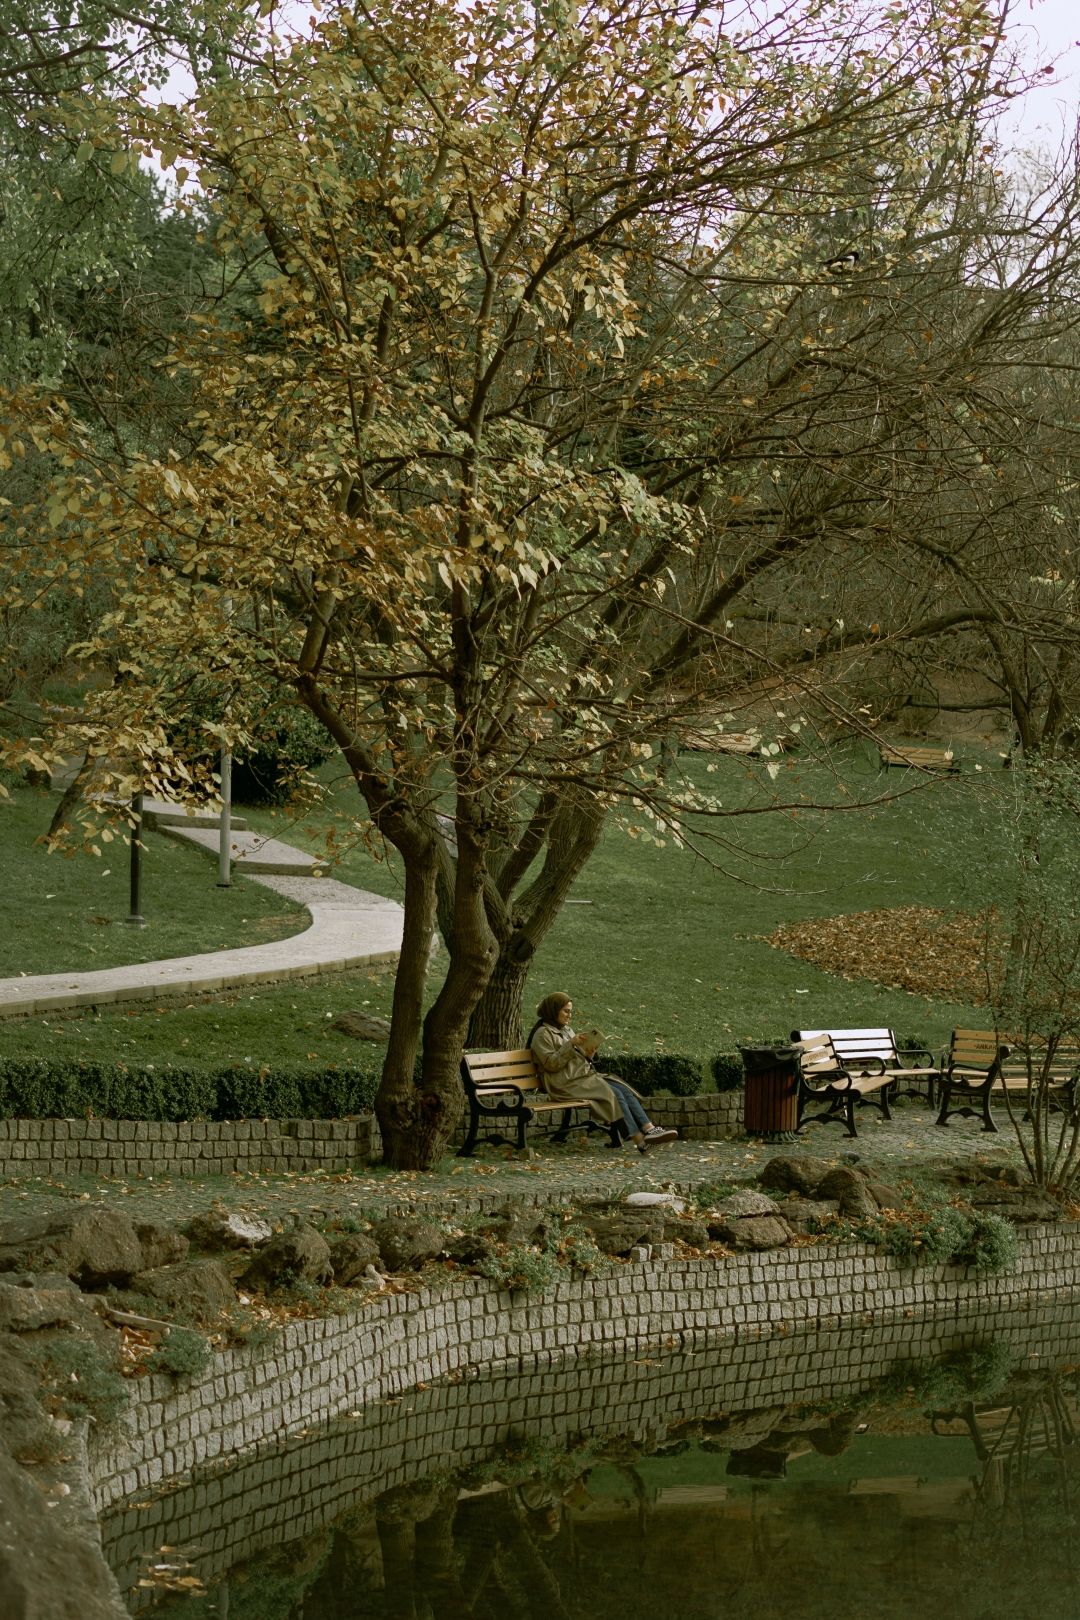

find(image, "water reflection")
[103,1304,1080,1620]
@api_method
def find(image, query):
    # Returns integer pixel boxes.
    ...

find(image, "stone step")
[141,798,249,833]
[160,824,327,876]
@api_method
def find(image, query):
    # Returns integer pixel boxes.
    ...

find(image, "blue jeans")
[609,1080,650,1138]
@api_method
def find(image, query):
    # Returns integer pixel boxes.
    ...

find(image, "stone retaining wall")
[0,1115,376,1179]
[89,1220,1080,1517]
[649,1089,742,1139]
[0,1090,741,1180]
[102,1293,1080,1607]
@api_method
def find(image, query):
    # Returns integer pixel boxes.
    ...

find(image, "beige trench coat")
[529,1023,628,1125]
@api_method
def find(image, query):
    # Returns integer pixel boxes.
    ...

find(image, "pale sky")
[1005,0,1080,148]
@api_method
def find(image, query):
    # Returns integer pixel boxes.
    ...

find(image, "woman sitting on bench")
[527,991,677,1153]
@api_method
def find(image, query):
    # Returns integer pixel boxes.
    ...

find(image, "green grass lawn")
[0,740,1001,1070]
[0,786,307,976]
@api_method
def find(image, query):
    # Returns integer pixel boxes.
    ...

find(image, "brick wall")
[89,1220,1080,1523]
[0,1115,376,1179]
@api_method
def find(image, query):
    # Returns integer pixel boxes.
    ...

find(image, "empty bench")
[458,1048,620,1157]
[792,1032,895,1139]
[793,1027,939,1105]
[936,1030,1080,1133]
[879,744,959,773]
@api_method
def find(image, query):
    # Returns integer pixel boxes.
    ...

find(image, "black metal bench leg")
[550,1108,575,1144]
[878,1088,892,1122]
[935,1085,952,1126]
[980,1088,998,1132]
[516,1109,529,1151]
[844,1097,857,1138]
[458,1102,481,1157]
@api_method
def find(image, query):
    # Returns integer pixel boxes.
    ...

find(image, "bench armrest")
[897,1046,936,1069]
[800,1068,852,1093]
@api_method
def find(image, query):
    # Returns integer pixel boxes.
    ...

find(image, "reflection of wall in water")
[102,1299,1080,1610]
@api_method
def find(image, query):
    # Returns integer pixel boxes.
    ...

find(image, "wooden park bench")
[936,1030,1080,1133]
[457,1048,621,1157]
[793,1027,940,1106]
[878,743,959,773]
[792,1032,896,1139]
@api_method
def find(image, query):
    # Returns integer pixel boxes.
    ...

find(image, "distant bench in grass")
[878,743,959,773]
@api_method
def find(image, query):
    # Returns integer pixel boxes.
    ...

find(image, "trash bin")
[739,1045,800,1137]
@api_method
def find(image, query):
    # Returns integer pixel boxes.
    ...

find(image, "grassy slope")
[0,786,307,976]
[0,743,998,1070]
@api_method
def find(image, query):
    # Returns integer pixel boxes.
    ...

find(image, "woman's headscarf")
[534,991,571,1027]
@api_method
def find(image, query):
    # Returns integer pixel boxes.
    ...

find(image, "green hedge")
[710,1053,744,1093]
[0,1058,383,1122]
[602,1054,706,1098]
[0,1048,749,1119]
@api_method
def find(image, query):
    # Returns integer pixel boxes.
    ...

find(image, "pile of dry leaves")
[767,906,997,1007]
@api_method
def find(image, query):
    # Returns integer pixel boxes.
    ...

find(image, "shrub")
[851,1199,1018,1274]
[31,1336,128,1426]
[558,1229,604,1273]
[609,1054,704,1097]
[963,1211,1019,1274]
[0,1056,381,1121]
[478,1244,560,1292]
[710,1053,743,1093]
[148,1327,212,1380]
[169,687,334,808]
[230,708,334,806]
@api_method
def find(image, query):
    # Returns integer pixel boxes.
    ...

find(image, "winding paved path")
[0,821,405,1019]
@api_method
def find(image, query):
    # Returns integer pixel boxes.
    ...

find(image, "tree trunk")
[375,840,443,1169]
[466,952,533,1049]
[468,790,606,1049]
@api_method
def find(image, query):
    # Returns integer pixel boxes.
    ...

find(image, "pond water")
[102,1300,1080,1620]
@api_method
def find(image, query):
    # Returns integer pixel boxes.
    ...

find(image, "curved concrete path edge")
[0,874,405,1019]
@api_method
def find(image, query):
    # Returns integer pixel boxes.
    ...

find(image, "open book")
[576,1028,603,1058]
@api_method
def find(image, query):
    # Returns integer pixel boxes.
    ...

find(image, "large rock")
[329,1234,382,1286]
[479,1202,550,1249]
[0,1279,93,1336]
[708,1214,793,1251]
[330,1011,392,1042]
[816,1168,880,1220]
[777,1197,840,1233]
[129,1260,235,1325]
[0,1342,62,1466]
[661,1215,710,1247]
[241,1226,333,1292]
[759,1156,834,1197]
[135,1224,189,1271]
[0,1446,127,1619]
[713,1190,780,1219]
[186,1206,273,1251]
[0,1208,143,1288]
[372,1218,445,1273]
[574,1210,665,1256]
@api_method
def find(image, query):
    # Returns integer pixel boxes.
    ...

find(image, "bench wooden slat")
[879,744,959,772]
[458,1047,619,1156]
[794,1026,938,1114]
[792,1032,894,1140]
[935,1030,1080,1132]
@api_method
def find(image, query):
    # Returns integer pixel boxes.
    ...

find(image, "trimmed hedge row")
[0,1050,749,1119]
[0,1058,383,1122]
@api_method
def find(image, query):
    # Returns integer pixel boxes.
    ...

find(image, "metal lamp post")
[126,789,147,925]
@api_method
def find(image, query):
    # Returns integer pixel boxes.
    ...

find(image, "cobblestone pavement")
[0,1099,1028,1229]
